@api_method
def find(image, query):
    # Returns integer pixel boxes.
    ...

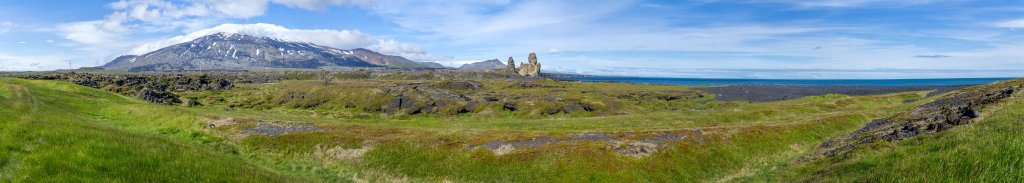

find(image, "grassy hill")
[0,78,300,182]
[5,75,1018,182]
[736,79,1024,182]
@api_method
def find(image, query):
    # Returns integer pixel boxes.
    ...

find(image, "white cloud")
[994,18,1024,29]
[200,0,268,18]
[367,39,449,62]
[547,48,562,54]
[0,52,72,71]
[270,0,374,11]
[364,0,630,40]
[60,0,373,47]
[58,19,128,45]
[0,21,14,33]
[31,0,1024,77]
[46,40,54,43]
[755,0,934,8]
[39,0,457,72]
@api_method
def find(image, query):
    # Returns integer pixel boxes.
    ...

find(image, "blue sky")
[2,0,1024,78]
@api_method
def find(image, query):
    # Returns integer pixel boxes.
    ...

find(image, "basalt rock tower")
[506,57,517,73]
[512,52,541,77]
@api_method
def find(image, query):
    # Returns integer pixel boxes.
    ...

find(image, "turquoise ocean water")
[558,77,1016,86]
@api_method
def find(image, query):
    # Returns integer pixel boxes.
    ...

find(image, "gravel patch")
[244,121,323,136]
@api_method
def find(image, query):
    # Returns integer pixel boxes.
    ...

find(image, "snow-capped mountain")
[103,33,445,71]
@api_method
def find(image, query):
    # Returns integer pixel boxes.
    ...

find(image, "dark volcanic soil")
[698,85,973,102]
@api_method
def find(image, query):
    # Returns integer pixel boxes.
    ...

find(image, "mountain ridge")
[458,59,506,70]
[103,33,445,71]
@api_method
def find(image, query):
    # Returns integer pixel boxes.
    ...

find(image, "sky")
[2,0,1024,79]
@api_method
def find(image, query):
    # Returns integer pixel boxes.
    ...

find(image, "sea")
[557,77,1018,86]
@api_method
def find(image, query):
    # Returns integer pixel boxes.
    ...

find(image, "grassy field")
[0,78,301,182]
[2,76,987,182]
[179,80,918,131]
[738,85,1024,182]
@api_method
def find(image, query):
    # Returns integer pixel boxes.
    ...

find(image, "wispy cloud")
[0,52,72,71]
[914,55,951,58]
[753,0,935,8]
[5,0,1024,78]
[59,0,375,50]
[52,0,390,64]
[0,21,14,33]
[994,18,1024,29]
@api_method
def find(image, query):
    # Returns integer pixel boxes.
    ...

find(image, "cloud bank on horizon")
[2,0,1024,79]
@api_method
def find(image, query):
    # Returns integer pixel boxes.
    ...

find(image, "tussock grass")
[210,89,925,182]
[0,78,300,182]
[743,93,1024,182]
[0,77,950,182]
[189,90,924,132]
[354,110,882,182]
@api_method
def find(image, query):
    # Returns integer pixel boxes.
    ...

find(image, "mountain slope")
[349,48,445,69]
[458,59,506,70]
[0,78,302,182]
[103,33,439,71]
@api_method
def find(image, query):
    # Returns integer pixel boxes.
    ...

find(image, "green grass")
[0,77,960,182]
[0,78,301,182]
[190,85,927,182]
[182,79,925,132]
[357,113,875,182]
[739,92,1024,182]
[202,92,921,132]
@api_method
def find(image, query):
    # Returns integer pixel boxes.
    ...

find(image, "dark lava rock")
[567,132,615,142]
[802,82,1022,161]
[384,95,422,114]
[135,88,180,105]
[464,100,481,112]
[615,90,703,101]
[502,102,518,111]
[20,72,233,105]
[379,83,474,115]
[432,80,483,90]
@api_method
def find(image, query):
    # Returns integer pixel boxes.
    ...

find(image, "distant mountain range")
[103,33,445,71]
[458,59,506,70]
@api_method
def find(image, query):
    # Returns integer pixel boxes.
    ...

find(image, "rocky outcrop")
[802,80,1023,160]
[379,81,478,115]
[512,52,544,76]
[20,73,233,105]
